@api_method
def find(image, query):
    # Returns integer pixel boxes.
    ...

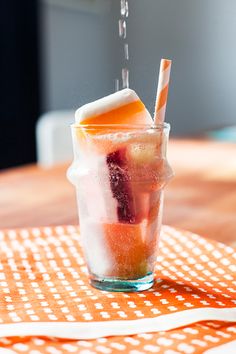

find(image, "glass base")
[90,272,154,292]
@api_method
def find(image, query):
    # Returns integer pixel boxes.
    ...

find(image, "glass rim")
[71,122,170,130]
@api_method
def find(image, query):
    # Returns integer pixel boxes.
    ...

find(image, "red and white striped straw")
[154,59,172,124]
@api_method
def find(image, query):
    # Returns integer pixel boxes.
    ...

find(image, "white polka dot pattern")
[0,225,235,353]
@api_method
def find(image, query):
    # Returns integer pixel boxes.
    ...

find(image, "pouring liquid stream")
[116,0,129,90]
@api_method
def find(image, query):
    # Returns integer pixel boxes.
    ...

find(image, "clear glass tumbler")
[67,123,173,292]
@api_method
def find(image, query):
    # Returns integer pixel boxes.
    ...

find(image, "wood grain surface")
[0,139,236,246]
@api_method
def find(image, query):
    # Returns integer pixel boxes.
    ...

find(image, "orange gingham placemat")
[0,225,235,354]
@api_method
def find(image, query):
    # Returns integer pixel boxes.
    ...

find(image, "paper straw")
[154,59,172,124]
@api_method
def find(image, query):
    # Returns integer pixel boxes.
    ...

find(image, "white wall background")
[40,0,236,136]
[40,0,114,112]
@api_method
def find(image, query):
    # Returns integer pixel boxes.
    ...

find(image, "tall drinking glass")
[67,123,173,291]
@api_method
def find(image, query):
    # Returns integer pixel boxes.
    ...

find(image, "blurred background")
[1,0,236,169]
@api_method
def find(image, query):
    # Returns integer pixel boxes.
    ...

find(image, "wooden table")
[0,139,236,246]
